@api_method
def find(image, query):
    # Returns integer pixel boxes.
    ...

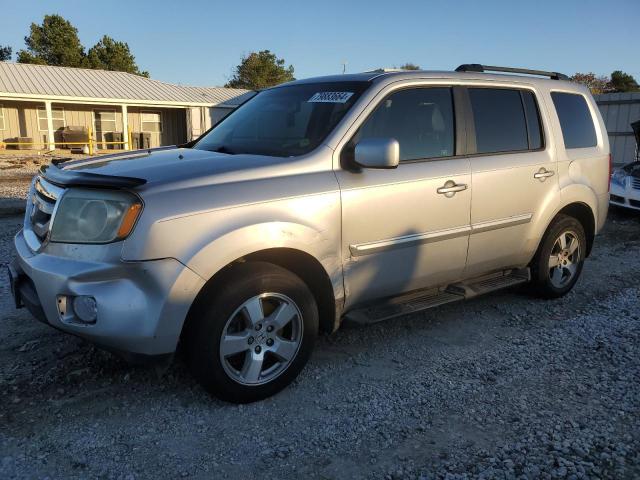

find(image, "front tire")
[530,214,586,298]
[186,262,318,403]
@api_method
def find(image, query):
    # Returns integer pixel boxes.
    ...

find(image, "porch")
[0,99,190,152]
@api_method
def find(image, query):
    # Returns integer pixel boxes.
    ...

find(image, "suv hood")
[622,161,640,178]
[58,147,295,186]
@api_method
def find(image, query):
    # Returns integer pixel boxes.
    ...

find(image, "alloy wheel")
[548,230,581,288]
[219,293,303,385]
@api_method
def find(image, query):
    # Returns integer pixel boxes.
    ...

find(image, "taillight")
[608,153,613,192]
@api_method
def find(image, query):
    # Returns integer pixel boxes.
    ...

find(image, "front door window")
[354,87,455,161]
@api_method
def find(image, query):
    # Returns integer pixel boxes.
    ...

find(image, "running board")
[344,268,530,325]
[446,268,531,299]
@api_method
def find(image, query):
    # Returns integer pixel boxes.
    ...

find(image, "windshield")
[194,81,370,157]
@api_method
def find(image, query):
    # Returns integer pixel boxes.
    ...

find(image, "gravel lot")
[1,208,639,479]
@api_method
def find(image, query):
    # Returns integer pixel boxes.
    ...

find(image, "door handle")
[437,180,468,197]
[534,168,555,181]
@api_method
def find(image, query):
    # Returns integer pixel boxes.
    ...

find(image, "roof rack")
[455,64,569,81]
[366,68,405,73]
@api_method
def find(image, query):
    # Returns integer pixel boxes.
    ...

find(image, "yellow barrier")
[0,127,133,154]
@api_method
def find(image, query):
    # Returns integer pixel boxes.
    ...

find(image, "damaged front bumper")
[11,229,205,362]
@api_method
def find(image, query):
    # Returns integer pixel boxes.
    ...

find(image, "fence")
[595,92,640,166]
[0,128,134,155]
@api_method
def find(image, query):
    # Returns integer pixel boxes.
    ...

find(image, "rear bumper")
[12,229,205,358]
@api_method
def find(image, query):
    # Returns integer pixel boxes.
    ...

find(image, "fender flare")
[185,221,342,296]
[557,183,599,231]
[528,183,598,261]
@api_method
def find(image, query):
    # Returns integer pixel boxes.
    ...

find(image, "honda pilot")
[10,64,610,402]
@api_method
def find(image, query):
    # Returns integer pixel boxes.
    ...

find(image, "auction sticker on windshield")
[308,92,354,103]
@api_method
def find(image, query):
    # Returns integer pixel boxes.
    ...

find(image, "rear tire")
[186,262,318,403]
[529,214,586,299]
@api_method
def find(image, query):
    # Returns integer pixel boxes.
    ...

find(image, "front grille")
[632,177,640,190]
[630,199,640,208]
[610,194,625,204]
[28,176,64,242]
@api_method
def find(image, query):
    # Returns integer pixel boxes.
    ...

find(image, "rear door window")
[550,92,597,149]
[468,88,529,154]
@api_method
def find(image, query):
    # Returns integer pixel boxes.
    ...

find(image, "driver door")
[335,86,472,308]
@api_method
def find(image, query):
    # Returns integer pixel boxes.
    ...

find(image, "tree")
[0,45,12,61]
[86,35,148,77]
[570,72,610,95]
[0,45,11,61]
[17,14,85,67]
[399,63,420,70]
[225,50,295,89]
[609,70,639,92]
[15,14,149,76]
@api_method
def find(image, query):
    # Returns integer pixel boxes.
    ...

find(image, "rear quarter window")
[551,92,597,149]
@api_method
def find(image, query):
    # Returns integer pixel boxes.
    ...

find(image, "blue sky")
[2,0,639,87]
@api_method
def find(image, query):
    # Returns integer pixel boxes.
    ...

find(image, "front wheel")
[529,214,586,298]
[186,262,318,403]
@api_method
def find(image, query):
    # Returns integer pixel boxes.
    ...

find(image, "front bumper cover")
[610,181,640,211]
[12,229,205,358]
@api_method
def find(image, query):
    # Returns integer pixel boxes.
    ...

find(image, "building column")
[122,104,129,150]
[44,101,55,151]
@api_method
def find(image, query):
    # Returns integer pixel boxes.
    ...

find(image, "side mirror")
[354,138,400,169]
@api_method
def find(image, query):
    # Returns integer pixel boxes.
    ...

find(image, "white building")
[0,62,254,150]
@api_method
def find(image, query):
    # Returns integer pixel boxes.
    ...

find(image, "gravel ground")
[0,208,639,480]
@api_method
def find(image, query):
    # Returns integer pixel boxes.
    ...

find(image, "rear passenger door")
[463,87,560,277]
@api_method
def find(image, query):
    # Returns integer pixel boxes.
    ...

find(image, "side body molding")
[350,214,533,257]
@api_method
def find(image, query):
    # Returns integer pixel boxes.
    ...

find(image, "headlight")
[611,170,627,187]
[50,189,142,244]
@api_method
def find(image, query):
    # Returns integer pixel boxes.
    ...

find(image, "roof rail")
[455,64,569,81]
[366,68,405,73]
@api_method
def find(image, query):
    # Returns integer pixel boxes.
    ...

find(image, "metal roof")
[181,86,255,107]
[0,61,252,106]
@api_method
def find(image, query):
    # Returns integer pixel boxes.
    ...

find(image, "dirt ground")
[0,208,639,479]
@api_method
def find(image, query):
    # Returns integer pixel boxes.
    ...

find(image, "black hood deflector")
[40,162,146,189]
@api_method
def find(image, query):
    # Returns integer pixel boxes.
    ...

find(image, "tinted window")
[469,88,528,154]
[355,88,455,161]
[551,92,597,149]
[194,82,369,157]
[522,91,543,150]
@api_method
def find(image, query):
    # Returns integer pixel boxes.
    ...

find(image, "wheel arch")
[533,200,596,264]
[181,247,340,345]
[556,202,596,257]
[243,248,339,333]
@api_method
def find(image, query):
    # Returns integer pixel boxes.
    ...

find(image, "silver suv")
[10,65,610,402]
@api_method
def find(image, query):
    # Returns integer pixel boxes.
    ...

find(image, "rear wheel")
[530,214,586,298]
[186,262,318,403]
